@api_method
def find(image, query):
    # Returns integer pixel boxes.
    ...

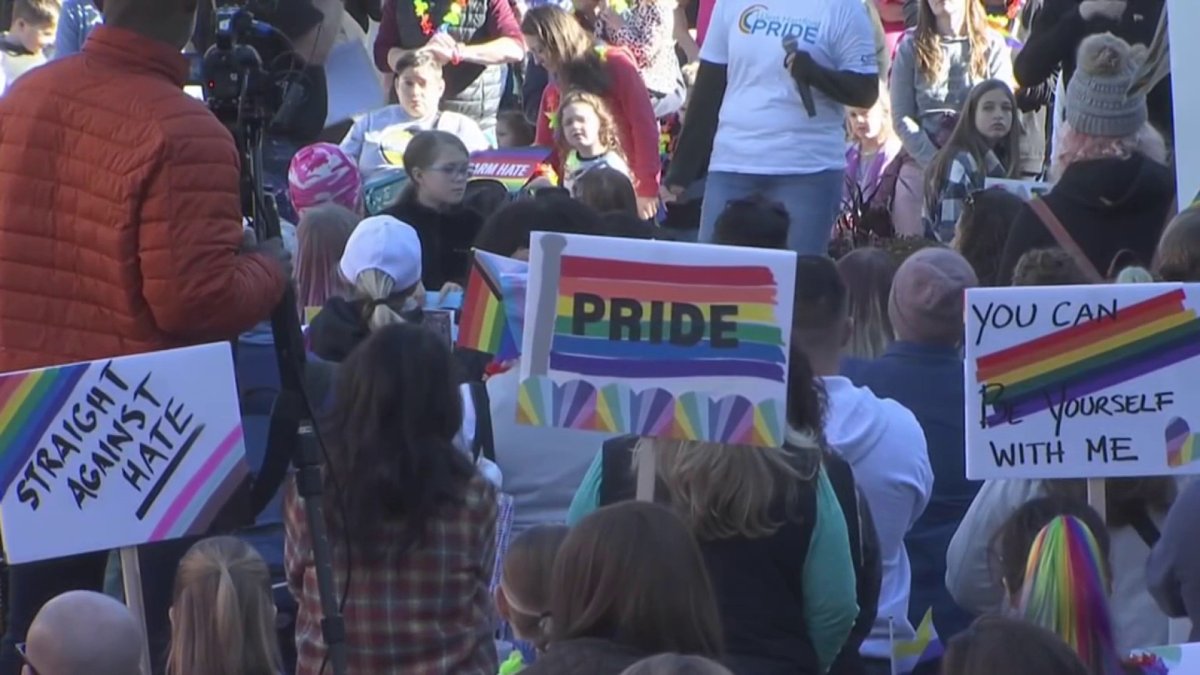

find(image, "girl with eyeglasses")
[388,130,484,303]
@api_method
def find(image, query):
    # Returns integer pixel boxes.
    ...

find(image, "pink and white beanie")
[288,143,364,215]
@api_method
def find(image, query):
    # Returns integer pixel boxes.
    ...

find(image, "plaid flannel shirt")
[925,149,1005,243]
[285,473,499,675]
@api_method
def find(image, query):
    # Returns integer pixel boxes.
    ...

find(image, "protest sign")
[984,177,1054,201]
[965,284,1200,480]
[1129,642,1200,674]
[0,343,250,564]
[470,147,555,192]
[518,233,796,447]
[1168,0,1200,205]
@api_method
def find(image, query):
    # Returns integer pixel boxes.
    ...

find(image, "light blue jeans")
[698,169,844,256]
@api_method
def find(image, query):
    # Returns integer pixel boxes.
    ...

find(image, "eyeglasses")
[430,163,473,179]
[17,642,40,675]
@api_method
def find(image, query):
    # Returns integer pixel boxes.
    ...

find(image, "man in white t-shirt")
[664,0,879,255]
[341,50,491,177]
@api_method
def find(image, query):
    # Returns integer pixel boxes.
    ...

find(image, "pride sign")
[0,343,249,563]
[469,147,554,192]
[519,233,796,447]
[966,284,1200,480]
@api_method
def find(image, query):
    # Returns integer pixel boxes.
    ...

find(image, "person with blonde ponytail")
[307,214,425,362]
[167,537,283,675]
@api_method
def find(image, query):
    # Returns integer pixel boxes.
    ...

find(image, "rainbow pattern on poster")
[550,256,786,382]
[149,425,249,541]
[457,251,525,360]
[469,147,554,192]
[517,376,784,446]
[1164,417,1200,468]
[0,364,89,495]
[976,289,1200,426]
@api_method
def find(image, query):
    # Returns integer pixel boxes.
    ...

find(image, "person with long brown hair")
[923,79,1021,242]
[495,524,569,672]
[835,247,898,361]
[523,5,660,219]
[167,537,283,675]
[285,322,498,674]
[295,203,358,316]
[889,0,1012,236]
[522,501,723,675]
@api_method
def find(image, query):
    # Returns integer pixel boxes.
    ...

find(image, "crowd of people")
[0,0,1193,674]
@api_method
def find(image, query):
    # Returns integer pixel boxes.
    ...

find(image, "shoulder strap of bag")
[467,381,495,462]
[1129,506,1162,548]
[1028,197,1104,283]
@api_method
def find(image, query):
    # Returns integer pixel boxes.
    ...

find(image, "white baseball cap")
[339,215,423,290]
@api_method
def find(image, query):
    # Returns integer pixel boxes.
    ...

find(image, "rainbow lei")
[414,0,467,36]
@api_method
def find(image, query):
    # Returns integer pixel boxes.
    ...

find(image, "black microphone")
[782,36,817,118]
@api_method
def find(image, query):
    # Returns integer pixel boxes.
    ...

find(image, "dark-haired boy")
[0,0,59,89]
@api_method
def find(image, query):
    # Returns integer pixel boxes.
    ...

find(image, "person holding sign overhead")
[0,0,291,669]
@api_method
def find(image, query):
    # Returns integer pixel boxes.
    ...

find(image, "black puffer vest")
[394,0,505,132]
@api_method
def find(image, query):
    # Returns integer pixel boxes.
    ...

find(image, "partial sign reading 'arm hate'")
[964,285,1200,480]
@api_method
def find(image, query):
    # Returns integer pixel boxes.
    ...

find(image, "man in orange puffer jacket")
[0,0,291,670]
[0,0,289,374]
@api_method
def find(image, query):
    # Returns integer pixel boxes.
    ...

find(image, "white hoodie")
[487,366,613,535]
[821,376,934,660]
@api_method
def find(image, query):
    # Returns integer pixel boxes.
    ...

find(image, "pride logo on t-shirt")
[737,4,821,42]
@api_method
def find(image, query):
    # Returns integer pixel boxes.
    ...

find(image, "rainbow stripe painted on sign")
[0,364,89,495]
[551,256,786,382]
[150,425,249,541]
[976,289,1200,426]
[517,376,784,446]
[1165,417,1200,468]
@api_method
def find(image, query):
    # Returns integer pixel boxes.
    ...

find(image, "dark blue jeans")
[0,537,198,675]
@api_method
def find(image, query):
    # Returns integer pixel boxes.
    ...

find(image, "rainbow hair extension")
[1018,516,1122,675]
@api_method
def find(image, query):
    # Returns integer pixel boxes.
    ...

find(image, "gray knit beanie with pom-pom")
[1066,32,1149,137]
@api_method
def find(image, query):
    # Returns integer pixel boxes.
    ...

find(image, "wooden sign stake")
[1087,478,1107,523]
[119,547,153,675]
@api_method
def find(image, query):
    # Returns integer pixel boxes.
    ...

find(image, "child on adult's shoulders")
[340,50,490,177]
[0,0,59,93]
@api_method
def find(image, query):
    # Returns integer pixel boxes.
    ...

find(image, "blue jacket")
[842,341,978,639]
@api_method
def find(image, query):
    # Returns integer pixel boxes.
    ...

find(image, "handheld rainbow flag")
[893,608,944,675]
[456,250,527,361]
[975,288,1200,427]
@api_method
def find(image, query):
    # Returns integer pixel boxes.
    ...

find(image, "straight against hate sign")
[518,233,796,447]
[0,343,249,563]
[965,284,1200,480]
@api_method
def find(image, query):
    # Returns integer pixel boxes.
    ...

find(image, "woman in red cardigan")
[522,5,661,220]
